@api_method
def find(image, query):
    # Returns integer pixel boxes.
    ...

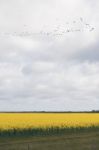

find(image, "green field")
[0,130,99,150]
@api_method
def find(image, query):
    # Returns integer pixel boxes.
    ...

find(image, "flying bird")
[80,17,83,22]
[89,27,94,32]
[73,21,76,23]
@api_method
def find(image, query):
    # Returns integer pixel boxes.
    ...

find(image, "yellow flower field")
[0,113,99,130]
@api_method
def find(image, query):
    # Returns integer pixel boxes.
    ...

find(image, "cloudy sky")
[0,0,99,111]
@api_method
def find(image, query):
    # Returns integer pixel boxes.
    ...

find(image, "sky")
[0,0,99,111]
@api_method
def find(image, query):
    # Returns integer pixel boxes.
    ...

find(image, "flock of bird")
[0,17,95,38]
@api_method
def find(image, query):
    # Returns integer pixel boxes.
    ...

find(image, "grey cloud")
[72,41,99,62]
[0,0,99,111]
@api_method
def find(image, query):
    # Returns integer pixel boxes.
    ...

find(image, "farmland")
[0,113,99,150]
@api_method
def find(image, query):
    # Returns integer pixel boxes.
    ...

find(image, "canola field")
[0,113,99,131]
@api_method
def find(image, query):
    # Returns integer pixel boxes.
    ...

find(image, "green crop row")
[0,126,99,137]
